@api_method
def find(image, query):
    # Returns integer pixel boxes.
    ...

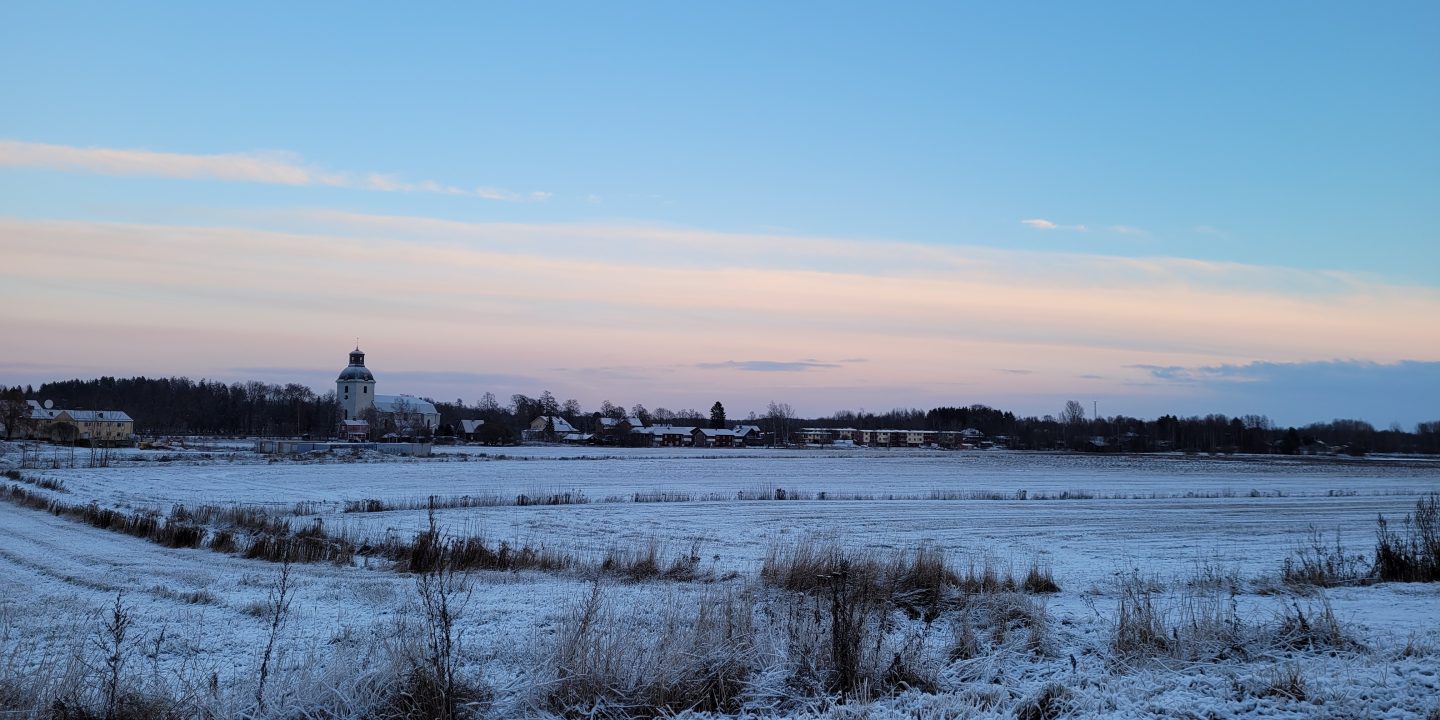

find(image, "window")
[364,387,368,394]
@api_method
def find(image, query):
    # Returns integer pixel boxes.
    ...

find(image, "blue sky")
[1,2,1437,426]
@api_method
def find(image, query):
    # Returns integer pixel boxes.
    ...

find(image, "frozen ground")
[13,447,1439,588]
[2,446,1438,717]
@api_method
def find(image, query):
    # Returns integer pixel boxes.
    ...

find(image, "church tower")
[337,347,376,420]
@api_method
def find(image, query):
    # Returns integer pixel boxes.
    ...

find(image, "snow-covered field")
[2,446,1438,718]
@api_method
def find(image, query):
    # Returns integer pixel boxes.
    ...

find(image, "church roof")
[337,365,375,381]
[374,394,439,415]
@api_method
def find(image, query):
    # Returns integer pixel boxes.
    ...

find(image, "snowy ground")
[2,446,1438,718]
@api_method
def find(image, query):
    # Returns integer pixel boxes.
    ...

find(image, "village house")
[636,425,692,447]
[691,427,739,447]
[733,425,764,446]
[524,415,577,440]
[458,419,485,442]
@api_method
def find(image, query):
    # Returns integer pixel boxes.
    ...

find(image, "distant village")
[3,346,1433,456]
[0,347,1001,451]
[332,347,999,449]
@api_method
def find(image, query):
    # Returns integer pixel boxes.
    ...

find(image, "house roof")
[693,427,739,437]
[531,416,578,433]
[460,419,485,433]
[733,425,762,435]
[64,410,133,422]
[26,403,132,422]
[640,425,692,435]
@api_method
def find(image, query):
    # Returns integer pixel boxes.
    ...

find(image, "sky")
[1,2,1438,428]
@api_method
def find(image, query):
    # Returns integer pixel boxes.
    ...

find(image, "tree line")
[3,377,1438,455]
[2,378,337,438]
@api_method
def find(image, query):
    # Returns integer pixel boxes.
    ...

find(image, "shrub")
[1375,494,1440,582]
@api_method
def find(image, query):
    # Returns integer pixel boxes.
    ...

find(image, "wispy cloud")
[1193,225,1229,238]
[4,213,1437,424]
[997,368,1034,375]
[697,360,843,372]
[1021,218,1087,231]
[1108,225,1148,237]
[0,139,547,202]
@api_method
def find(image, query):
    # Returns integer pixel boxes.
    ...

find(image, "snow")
[2,445,1437,717]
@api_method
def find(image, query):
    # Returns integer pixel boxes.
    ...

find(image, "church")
[337,347,440,438]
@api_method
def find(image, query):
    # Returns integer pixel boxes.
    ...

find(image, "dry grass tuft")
[1014,681,1071,720]
[1282,526,1371,588]
[545,583,754,718]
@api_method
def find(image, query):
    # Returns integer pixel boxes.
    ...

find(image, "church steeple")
[337,345,377,423]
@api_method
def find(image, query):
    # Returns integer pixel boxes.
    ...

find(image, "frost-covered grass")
[0,448,1438,718]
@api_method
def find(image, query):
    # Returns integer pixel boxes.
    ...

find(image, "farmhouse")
[336,347,441,435]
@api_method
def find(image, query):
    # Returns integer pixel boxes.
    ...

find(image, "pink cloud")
[2,214,1436,415]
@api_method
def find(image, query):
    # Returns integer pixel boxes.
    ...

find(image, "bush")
[1375,494,1440,582]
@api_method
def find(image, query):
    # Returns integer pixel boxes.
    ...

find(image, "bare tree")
[1061,400,1086,426]
[476,392,501,413]
[767,401,794,445]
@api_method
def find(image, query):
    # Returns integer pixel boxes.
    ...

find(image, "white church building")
[337,347,440,437]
